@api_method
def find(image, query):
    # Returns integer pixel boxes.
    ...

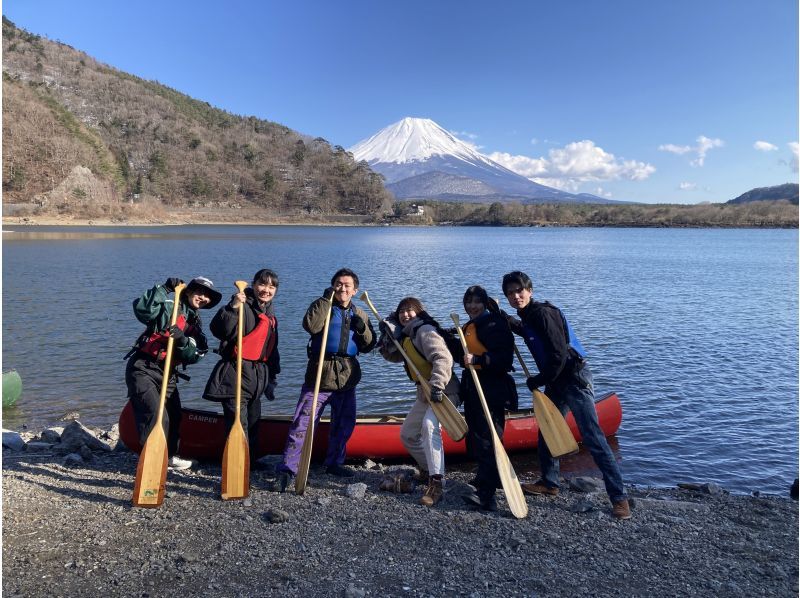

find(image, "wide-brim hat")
[186,276,222,309]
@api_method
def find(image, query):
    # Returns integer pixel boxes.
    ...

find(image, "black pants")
[462,374,508,498]
[221,395,262,455]
[126,356,182,456]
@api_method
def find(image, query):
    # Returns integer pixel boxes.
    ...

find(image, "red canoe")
[119,391,622,461]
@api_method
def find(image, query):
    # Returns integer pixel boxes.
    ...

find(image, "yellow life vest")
[463,321,488,370]
[401,336,433,383]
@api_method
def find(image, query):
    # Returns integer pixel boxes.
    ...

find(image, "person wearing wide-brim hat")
[124,276,221,470]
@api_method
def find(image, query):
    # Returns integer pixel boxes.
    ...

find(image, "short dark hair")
[253,268,279,287]
[331,268,359,288]
[395,297,425,317]
[502,271,533,295]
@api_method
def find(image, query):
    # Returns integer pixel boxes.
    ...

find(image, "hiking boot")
[521,480,559,496]
[168,456,195,471]
[268,472,292,493]
[419,476,444,507]
[325,464,355,478]
[412,469,429,483]
[612,499,632,520]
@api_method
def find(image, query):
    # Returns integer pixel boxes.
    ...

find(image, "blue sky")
[3,0,798,204]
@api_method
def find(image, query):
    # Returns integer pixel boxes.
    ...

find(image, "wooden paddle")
[359,291,468,442]
[221,280,251,500]
[295,290,335,495]
[451,313,527,519]
[132,282,186,508]
[512,345,579,457]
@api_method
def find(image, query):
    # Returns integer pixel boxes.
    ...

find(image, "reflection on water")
[2,225,798,494]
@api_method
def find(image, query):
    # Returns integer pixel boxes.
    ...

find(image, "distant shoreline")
[3,216,797,229]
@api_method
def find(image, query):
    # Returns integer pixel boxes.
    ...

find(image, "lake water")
[2,225,798,494]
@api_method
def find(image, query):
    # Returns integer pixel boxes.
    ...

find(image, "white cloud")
[658,143,692,155]
[488,140,655,192]
[679,182,697,191]
[659,135,724,166]
[754,140,778,151]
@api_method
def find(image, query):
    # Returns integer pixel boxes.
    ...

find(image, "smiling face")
[186,288,211,310]
[463,295,486,320]
[253,277,278,304]
[332,275,357,307]
[397,304,418,326]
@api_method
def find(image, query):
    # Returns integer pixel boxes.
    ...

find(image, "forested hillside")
[1,18,393,221]
[727,183,798,205]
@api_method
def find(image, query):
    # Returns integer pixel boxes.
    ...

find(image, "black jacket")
[203,290,280,401]
[515,301,577,389]
[458,311,517,410]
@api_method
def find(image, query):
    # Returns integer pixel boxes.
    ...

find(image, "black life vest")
[233,313,277,362]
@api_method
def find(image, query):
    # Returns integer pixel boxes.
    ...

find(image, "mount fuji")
[349,117,604,204]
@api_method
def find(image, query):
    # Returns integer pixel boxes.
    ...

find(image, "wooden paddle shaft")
[234,280,248,421]
[295,290,335,495]
[155,283,186,429]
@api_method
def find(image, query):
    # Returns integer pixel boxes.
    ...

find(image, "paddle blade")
[132,428,168,508]
[493,441,528,519]
[221,421,250,500]
[429,397,468,442]
[533,390,579,457]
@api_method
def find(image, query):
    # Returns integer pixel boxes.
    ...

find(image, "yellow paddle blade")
[533,390,579,457]
[221,420,250,500]
[132,428,168,508]
[429,397,468,442]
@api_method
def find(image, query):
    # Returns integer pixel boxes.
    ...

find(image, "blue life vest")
[521,303,587,368]
[308,305,358,357]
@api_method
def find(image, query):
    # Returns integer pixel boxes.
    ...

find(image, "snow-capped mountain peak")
[350,117,492,166]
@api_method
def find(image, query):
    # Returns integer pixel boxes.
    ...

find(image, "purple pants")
[278,384,357,475]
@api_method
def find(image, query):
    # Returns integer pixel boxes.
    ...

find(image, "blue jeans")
[539,365,627,503]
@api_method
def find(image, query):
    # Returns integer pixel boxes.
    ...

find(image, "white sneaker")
[168,455,195,470]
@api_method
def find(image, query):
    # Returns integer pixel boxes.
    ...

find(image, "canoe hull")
[119,391,622,461]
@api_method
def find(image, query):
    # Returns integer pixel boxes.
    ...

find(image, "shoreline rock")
[2,423,798,596]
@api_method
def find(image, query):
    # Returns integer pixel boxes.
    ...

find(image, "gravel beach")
[2,423,798,597]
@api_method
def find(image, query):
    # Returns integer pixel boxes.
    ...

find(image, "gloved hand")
[164,277,184,293]
[350,314,367,334]
[322,287,334,299]
[429,387,444,403]
[378,321,393,336]
[168,325,188,348]
[264,380,277,401]
[470,354,486,367]
[526,376,541,392]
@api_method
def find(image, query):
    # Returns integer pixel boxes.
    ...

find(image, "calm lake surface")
[3,225,798,494]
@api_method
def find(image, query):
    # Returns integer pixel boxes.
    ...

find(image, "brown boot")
[521,480,559,496]
[419,476,444,507]
[612,499,632,520]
